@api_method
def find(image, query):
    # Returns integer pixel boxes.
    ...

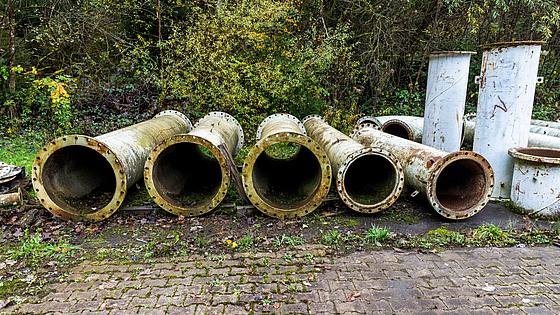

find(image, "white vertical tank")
[423,51,475,152]
[473,41,544,199]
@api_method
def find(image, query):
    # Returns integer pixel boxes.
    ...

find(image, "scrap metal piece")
[304,116,404,213]
[509,147,560,218]
[0,188,22,207]
[351,124,494,219]
[144,112,244,217]
[242,114,331,218]
[32,110,193,222]
[423,51,475,152]
[473,41,544,199]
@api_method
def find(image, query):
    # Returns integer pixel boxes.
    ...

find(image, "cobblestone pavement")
[3,245,560,315]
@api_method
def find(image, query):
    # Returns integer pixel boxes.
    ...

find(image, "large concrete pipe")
[509,147,560,218]
[144,112,243,217]
[531,119,560,129]
[351,124,494,219]
[473,41,543,199]
[242,114,331,218]
[32,110,193,222]
[464,120,560,150]
[423,51,475,152]
[303,115,404,213]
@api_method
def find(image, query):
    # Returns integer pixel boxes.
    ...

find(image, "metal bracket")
[536,77,544,84]
[474,76,482,84]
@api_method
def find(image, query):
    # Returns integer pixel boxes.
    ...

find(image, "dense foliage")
[1,0,559,141]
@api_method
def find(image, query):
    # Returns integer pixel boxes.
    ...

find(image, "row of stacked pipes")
[32,41,559,222]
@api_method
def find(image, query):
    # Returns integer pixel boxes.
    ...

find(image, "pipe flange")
[508,147,560,165]
[349,123,380,138]
[154,110,194,132]
[242,132,332,218]
[426,151,494,220]
[195,112,244,156]
[356,116,383,129]
[301,114,325,125]
[256,113,306,141]
[32,135,128,222]
[144,134,231,217]
[336,147,404,213]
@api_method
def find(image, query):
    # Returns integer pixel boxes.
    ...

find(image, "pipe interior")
[42,146,116,214]
[153,143,223,207]
[383,123,412,140]
[435,159,487,212]
[343,155,397,205]
[516,148,560,159]
[252,142,322,210]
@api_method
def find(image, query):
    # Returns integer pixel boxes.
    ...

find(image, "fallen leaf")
[429,249,438,254]
[347,291,361,301]
[6,216,17,225]
[393,247,404,253]
[308,274,314,281]
[273,303,280,309]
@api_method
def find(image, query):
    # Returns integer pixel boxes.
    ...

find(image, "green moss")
[0,280,26,298]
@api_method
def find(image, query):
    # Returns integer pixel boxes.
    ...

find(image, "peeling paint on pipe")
[32,110,193,222]
[242,114,331,218]
[509,147,560,218]
[304,115,404,213]
[144,112,243,217]
[473,41,544,199]
[423,51,475,152]
[351,124,494,219]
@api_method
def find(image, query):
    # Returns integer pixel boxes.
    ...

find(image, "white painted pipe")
[423,51,475,152]
[472,41,543,199]
[529,125,560,138]
[464,120,560,150]
[509,147,560,218]
[531,119,560,130]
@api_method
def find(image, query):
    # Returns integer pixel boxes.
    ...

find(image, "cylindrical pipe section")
[351,124,494,219]
[473,41,543,199]
[0,188,22,207]
[529,125,560,138]
[242,114,331,218]
[145,112,243,217]
[356,116,383,129]
[509,147,560,218]
[381,116,424,142]
[464,120,560,150]
[423,51,475,152]
[32,110,193,222]
[531,119,560,130]
[304,116,404,213]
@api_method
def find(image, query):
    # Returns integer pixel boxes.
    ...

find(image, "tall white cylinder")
[423,51,475,152]
[473,41,543,199]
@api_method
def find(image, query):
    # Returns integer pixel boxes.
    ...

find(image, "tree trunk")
[8,0,16,93]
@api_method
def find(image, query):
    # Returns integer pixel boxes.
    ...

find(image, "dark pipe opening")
[344,155,397,205]
[517,148,560,159]
[435,159,486,212]
[383,123,412,140]
[153,143,223,207]
[42,146,116,214]
[253,142,322,209]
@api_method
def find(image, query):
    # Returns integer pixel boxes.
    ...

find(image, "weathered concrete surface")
[3,245,559,314]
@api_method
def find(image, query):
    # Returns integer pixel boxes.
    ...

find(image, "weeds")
[364,224,392,243]
[7,228,79,266]
[321,230,342,248]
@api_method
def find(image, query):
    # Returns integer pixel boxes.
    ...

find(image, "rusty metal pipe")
[144,112,243,217]
[0,188,22,207]
[242,114,331,218]
[304,116,404,213]
[32,110,193,222]
[351,124,494,219]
